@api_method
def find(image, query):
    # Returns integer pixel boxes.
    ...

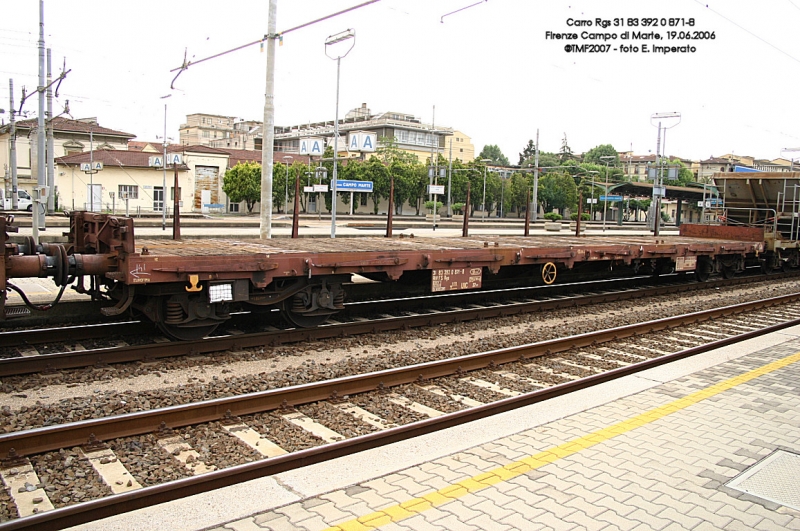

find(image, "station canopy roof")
[605,181,717,201]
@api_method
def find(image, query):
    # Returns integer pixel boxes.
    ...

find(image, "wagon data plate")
[431,267,482,292]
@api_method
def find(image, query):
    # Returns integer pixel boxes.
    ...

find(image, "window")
[360,194,368,206]
[118,185,138,199]
[170,187,181,200]
[229,203,239,213]
[202,131,210,138]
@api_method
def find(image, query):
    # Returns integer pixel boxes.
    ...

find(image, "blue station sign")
[336,180,374,192]
[599,195,623,202]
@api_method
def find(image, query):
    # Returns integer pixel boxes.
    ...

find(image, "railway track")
[1,292,799,530]
[0,271,793,378]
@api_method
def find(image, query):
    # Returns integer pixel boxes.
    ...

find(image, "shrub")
[570,213,590,221]
[543,212,563,221]
[424,200,443,211]
[452,202,466,215]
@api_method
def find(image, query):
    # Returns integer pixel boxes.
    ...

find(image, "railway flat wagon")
[1,213,764,339]
[704,171,800,272]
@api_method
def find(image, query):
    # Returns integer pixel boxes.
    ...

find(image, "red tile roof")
[8,117,135,138]
[55,150,187,169]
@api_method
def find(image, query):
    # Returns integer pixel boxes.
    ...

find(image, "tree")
[518,139,536,165]
[376,135,418,165]
[222,161,261,213]
[478,144,509,166]
[538,171,578,215]
[363,156,391,214]
[558,133,574,163]
[583,144,619,165]
[665,158,695,186]
[508,172,532,218]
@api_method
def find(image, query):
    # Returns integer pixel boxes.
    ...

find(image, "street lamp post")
[599,155,615,232]
[650,112,681,236]
[324,28,355,239]
[282,155,293,214]
[480,158,492,222]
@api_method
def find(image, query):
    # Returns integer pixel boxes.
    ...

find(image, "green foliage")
[376,135,419,165]
[570,212,591,221]
[543,212,563,221]
[518,140,536,165]
[452,202,466,214]
[424,200,443,211]
[508,172,532,218]
[665,158,695,185]
[558,133,574,163]
[583,144,619,165]
[538,171,578,214]
[223,161,261,213]
[478,144,509,166]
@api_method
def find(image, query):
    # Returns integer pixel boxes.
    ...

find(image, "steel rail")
[0,273,771,377]
[2,294,799,530]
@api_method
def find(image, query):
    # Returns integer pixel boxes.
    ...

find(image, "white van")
[0,189,33,211]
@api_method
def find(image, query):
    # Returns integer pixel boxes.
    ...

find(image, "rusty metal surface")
[680,223,765,242]
[116,233,764,288]
[133,234,761,256]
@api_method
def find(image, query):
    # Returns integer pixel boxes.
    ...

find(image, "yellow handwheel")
[541,262,557,285]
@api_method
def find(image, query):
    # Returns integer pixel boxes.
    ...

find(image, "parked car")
[0,189,33,211]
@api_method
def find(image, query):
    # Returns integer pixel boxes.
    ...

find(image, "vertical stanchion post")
[575,192,583,237]
[524,188,531,237]
[462,182,471,237]
[173,165,181,241]
[386,176,394,238]
[291,177,300,238]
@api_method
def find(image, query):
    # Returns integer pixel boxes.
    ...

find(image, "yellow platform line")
[321,351,800,531]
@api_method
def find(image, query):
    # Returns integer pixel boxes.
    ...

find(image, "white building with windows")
[0,117,135,204]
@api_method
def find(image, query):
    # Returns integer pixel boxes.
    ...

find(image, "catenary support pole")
[260,0,278,239]
[9,79,18,210]
[46,48,55,214]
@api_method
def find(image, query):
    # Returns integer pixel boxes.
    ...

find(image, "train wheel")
[695,257,713,282]
[281,299,333,328]
[721,265,736,279]
[541,262,557,285]
[157,322,219,341]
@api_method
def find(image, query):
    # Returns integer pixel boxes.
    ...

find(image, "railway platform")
[64,325,800,530]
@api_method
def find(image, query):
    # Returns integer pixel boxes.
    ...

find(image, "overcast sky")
[3,1,799,164]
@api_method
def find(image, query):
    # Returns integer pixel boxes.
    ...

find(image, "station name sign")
[336,180,373,192]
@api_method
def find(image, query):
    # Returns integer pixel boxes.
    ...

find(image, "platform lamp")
[283,155,293,214]
[480,159,492,222]
[599,155,615,232]
[324,28,356,239]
